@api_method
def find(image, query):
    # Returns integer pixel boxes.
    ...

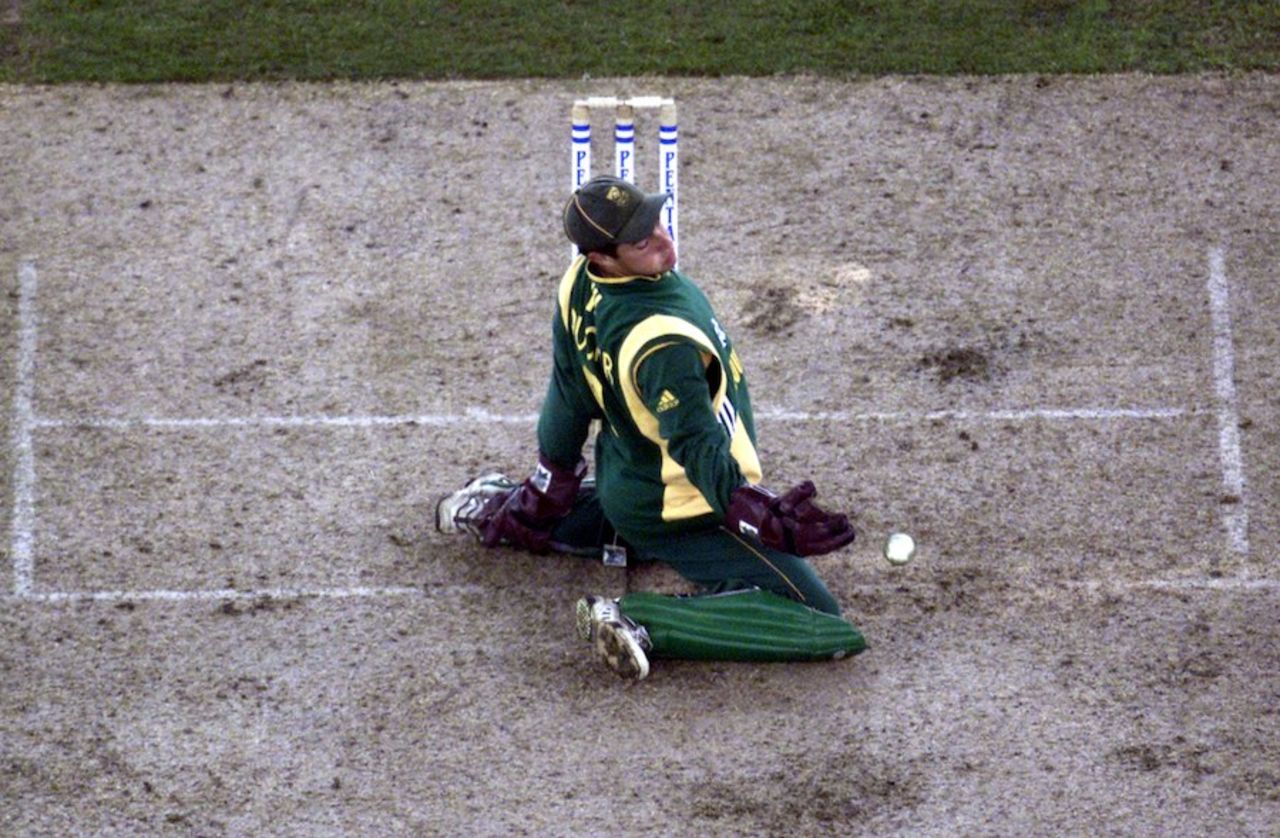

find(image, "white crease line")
[10,584,481,604]
[1064,577,1280,593]
[756,407,1194,422]
[1207,246,1249,559]
[5,578,1275,607]
[10,262,38,596]
[34,408,541,430]
[1134,577,1278,592]
[33,405,1196,430]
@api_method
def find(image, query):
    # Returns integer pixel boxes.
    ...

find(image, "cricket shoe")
[434,473,517,538]
[575,596,652,681]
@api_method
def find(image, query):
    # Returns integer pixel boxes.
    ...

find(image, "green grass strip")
[2,0,1278,83]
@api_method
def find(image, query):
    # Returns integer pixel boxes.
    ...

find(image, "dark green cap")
[563,175,669,253]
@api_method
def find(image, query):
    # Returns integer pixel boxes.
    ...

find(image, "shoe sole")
[433,493,451,533]
[575,597,594,643]
[596,621,649,681]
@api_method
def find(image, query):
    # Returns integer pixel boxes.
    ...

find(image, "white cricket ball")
[884,532,916,565]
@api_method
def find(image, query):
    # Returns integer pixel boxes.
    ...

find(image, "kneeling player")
[436,176,865,680]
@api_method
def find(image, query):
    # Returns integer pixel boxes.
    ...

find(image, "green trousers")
[549,489,866,662]
[550,488,841,614]
[622,589,865,662]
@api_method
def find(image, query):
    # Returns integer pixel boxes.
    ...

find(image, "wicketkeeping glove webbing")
[724,481,855,556]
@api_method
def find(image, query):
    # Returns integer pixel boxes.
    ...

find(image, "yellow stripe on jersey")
[557,255,586,333]
[581,364,606,414]
[617,315,763,521]
[633,339,684,378]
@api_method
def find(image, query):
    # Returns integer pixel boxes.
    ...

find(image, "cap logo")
[606,185,631,207]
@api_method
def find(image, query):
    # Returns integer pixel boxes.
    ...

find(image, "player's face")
[593,222,677,277]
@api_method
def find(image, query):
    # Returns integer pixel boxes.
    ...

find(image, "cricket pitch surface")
[2,74,1278,834]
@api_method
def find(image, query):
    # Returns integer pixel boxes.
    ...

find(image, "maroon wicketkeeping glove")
[724,481,855,556]
[480,454,587,553]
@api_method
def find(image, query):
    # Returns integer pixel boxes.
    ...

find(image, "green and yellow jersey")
[537,256,763,546]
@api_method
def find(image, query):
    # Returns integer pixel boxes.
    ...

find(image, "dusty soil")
[1,74,1278,835]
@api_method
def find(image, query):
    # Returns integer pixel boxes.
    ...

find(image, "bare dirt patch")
[1,74,1277,835]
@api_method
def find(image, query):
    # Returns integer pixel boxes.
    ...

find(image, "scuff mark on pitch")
[917,346,992,383]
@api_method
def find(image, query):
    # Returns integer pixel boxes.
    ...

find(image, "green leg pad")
[619,589,866,663]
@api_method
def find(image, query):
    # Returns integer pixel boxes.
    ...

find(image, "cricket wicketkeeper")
[437,175,865,680]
